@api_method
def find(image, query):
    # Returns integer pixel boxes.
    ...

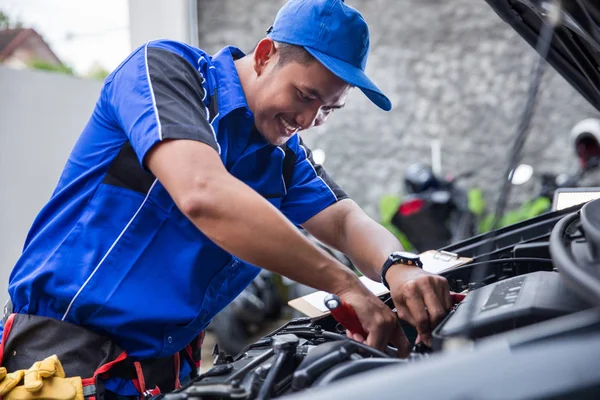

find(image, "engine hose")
[225,349,275,383]
[256,349,288,400]
[292,342,357,390]
[313,358,406,387]
[550,211,600,305]
[281,329,391,358]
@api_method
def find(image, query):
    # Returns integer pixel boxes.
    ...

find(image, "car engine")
[162,199,600,399]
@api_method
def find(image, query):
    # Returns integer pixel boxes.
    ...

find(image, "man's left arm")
[302,199,452,346]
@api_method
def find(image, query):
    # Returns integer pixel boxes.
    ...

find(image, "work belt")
[0,311,204,399]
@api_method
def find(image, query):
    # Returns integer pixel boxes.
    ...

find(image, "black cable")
[550,211,600,305]
[463,1,562,339]
[319,331,395,358]
[225,348,275,383]
[256,349,288,400]
[445,257,554,277]
[280,328,391,358]
[291,343,358,390]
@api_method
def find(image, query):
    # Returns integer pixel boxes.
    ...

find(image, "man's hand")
[385,265,452,347]
[302,200,452,352]
[336,282,410,357]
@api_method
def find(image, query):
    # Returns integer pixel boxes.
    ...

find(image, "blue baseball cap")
[267,0,392,111]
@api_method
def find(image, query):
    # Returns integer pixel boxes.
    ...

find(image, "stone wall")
[196,0,600,218]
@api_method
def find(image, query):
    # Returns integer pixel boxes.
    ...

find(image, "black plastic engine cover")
[433,271,592,347]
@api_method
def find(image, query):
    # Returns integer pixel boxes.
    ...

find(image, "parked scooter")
[382,163,483,252]
[381,119,600,251]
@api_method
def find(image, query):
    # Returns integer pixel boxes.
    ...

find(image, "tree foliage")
[28,59,74,76]
[0,10,23,29]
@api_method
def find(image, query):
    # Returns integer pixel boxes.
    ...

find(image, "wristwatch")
[380,251,423,289]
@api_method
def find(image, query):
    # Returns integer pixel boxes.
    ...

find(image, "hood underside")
[485,0,600,112]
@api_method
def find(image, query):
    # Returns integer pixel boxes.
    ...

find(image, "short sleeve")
[103,42,220,167]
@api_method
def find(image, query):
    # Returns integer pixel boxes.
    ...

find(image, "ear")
[253,38,277,76]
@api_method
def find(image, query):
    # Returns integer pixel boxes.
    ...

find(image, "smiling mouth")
[279,116,299,137]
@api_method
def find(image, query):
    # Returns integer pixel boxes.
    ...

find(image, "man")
[2,0,451,397]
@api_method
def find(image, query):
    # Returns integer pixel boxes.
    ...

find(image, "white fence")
[0,66,103,304]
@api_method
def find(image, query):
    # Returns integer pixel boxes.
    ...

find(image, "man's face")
[250,41,350,146]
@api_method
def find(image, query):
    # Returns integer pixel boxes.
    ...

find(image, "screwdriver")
[324,291,466,340]
[323,293,367,338]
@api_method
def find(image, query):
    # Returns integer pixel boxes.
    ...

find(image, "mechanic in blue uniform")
[1,0,452,398]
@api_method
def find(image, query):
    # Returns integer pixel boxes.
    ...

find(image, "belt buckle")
[2,299,12,325]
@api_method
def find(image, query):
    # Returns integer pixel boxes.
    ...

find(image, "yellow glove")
[0,368,25,395]
[0,355,83,400]
[4,376,83,400]
[24,354,66,391]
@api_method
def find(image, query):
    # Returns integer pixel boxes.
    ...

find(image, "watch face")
[392,251,420,260]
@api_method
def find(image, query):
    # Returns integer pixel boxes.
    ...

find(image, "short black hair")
[274,41,315,68]
[251,40,315,67]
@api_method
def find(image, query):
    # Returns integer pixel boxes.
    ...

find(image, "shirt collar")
[211,46,252,118]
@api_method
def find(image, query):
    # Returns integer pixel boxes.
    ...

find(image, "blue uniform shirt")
[6,40,347,360]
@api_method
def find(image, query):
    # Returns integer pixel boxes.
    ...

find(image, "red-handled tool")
[450,292,466,305]
[323,293,368,338]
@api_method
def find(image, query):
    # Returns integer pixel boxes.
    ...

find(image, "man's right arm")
[146,139,405,353]
[145,139,355,294]
[103,42,358,302]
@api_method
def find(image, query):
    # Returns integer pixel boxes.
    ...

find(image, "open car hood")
[485,0,600,112]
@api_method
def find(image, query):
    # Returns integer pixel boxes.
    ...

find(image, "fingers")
[352,332,365,342]
[403,289,431,345]
[422,288,447,329]
[363,302,396,351]
[436,278,453,311]
[364,315,391,351]
[346,329,365,343]
[339,287,397,352]
[339,286,411,356]
[24,361,43,392]
[391,273,454,347]
[388,321,410,358]
[394,304,415,326]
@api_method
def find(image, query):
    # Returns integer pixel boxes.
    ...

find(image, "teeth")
[280,117,298,134]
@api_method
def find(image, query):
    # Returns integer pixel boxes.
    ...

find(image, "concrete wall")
[129,0,198,49]
[0,66,102,302]
[195,0,600,217]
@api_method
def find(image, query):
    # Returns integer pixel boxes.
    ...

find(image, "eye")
[297,90,312,103]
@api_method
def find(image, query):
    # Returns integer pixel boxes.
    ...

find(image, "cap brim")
[304,47,392,111]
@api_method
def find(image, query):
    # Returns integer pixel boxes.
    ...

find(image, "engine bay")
[163,200,600,399]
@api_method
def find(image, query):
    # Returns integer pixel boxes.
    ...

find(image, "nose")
[296,104,321,130]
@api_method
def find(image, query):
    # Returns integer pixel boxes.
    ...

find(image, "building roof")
[0,27,62,64]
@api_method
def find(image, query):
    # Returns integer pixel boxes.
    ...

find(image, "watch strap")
[380,252,423,289]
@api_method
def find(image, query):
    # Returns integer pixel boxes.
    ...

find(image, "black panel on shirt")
[282,145,297,191]
[146,47,219,152]
[299,137,348,201]
[103,141,156,194]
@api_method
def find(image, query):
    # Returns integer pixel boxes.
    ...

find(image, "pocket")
[159,258,239,357]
